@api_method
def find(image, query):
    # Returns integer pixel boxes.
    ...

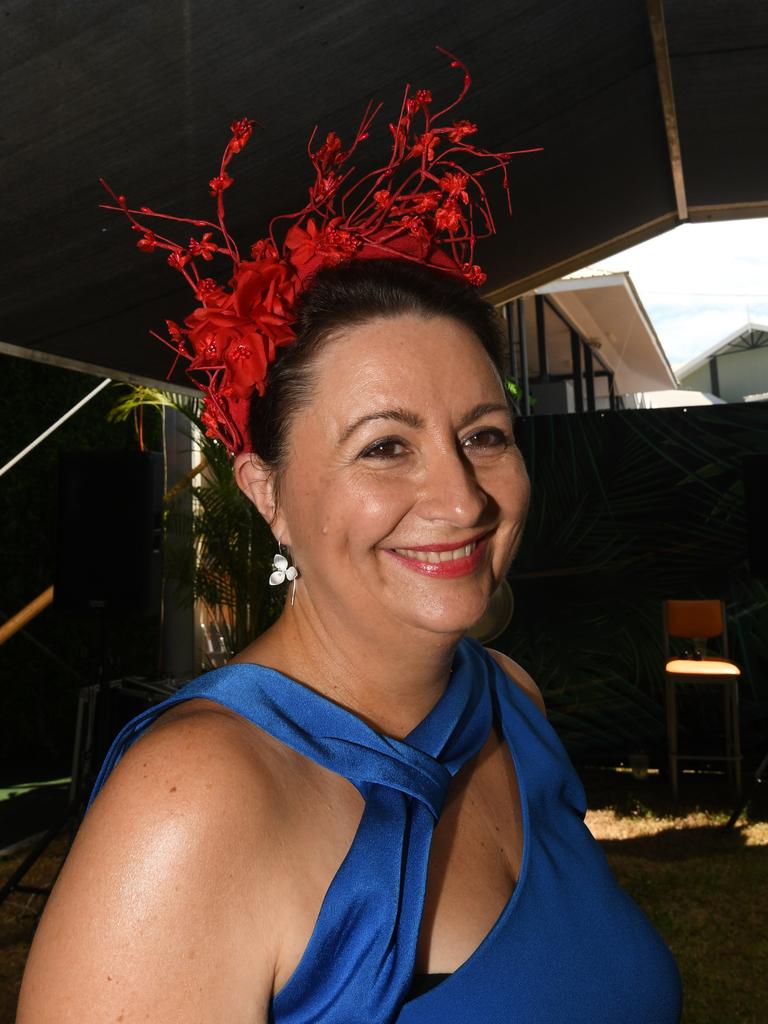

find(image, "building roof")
[537,271,678,394]
[676,322,768,378]
[623,389,726,408]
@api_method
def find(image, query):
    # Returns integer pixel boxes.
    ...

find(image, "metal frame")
[502,298,532,417]
[709,356,721,398]
[501,293,621,415]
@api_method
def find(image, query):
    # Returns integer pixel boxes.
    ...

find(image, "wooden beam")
[0,586,54,648]
[687,201,768,223]
[0,340,199,399]
[647,0,688,222]
[484,212,678,305]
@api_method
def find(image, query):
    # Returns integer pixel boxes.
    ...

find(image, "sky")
[584,217,768,372]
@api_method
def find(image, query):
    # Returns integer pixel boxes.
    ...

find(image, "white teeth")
[394,542,477,562]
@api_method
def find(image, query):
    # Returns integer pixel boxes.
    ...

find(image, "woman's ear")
[233,453,289,542]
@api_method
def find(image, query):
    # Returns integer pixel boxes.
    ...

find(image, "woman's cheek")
[345,468,417,520]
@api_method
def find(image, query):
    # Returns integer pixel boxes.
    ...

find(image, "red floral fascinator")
[101,48,541,454]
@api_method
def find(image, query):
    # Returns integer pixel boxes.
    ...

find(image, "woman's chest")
[271,723,523,991]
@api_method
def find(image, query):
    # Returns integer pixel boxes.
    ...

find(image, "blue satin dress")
[88,637,682,1023]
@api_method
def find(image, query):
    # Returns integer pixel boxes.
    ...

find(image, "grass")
[584,767,768,1024]
[0,769,766,1023]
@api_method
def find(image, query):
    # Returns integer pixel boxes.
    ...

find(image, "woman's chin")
[396,591,494,638]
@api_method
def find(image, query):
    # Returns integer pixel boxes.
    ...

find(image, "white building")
[499,270,679,415]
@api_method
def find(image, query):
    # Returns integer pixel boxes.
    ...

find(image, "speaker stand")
[0,618,111,916]
[724,749,768,832]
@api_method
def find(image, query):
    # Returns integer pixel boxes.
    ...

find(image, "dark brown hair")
[247,258,506,471]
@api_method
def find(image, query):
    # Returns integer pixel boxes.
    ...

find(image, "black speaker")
[54,451,163,616]
[743,454,768,579]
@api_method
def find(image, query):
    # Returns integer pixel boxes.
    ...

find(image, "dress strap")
[87,637,494,1024]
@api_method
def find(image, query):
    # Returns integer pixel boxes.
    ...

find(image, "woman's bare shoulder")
[486,648,547,717]
[17,700,285,1023]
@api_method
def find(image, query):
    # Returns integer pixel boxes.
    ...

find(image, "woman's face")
[258,313,530,638]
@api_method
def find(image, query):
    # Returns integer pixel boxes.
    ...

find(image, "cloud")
[585,218,768,366]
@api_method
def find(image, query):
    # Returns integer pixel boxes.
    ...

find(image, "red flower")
[223,340,268,399]
[250,238,278,260]
[399,215,433,242]
[136,231,157,252]
[406,89,432,114]
[412,190,440,214]
[374,189,392,208]
[315,131,343,168]
[462,263,486,286]
[435,201,461,233]
[188,232,218,260]
[202,331,219,357]
[284,218,322,267]
[285,218,362,270]
[209,171,234,196]
[323,226,362,263]
[439,172,469,204]
[310,172,342,204]
[229,118,255,154]
[165,320,185,344]
[167,250,190,271]
[184,258,298,400]
[409,131,439,161]
[448,120,477,143]
[195,278,227,304]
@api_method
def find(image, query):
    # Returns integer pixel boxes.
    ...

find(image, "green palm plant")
[109,386,280,658]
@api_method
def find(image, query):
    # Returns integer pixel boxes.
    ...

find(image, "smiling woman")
[17,59,681,1024]
[234,260,529,651]
[17,261,682,1024]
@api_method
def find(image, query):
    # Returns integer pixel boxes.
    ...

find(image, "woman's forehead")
[312,312,502,399]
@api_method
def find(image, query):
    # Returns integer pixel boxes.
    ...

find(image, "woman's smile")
[384,534,490,577]
[385,530,492,577]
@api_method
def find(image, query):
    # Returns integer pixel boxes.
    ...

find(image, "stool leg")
[724,681,734,788]
[665,675,678,801]
[731,680,742,798]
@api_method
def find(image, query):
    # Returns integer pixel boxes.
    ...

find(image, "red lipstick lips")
[385,532,490,578]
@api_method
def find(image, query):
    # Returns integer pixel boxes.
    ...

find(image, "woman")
[18,60,682,1024]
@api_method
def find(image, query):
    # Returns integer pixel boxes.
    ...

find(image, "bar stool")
[663,599,742,800]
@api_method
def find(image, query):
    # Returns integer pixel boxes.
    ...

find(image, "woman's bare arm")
[17,705,280,1024]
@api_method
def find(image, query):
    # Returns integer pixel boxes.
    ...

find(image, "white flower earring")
[269,544,299,605]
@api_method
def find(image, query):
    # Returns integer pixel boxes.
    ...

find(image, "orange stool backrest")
[665,599,724,639]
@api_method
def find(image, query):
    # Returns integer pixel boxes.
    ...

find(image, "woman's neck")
[232,596,461,738]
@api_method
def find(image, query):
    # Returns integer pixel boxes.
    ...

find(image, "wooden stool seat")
[663,600,742,800]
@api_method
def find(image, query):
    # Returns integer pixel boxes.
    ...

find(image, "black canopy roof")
[2,0,766,390]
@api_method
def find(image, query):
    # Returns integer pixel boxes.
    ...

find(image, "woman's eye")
[360,437,407,460]
[461,427,511,451]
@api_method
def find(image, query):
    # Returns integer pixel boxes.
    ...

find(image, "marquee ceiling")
[2,0,766,390]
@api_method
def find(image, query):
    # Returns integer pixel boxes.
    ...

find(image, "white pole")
[0,377,113,480]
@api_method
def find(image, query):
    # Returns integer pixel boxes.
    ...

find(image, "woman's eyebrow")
[456,402,512,431]
[338,402,512,445]
[338,407,424,445]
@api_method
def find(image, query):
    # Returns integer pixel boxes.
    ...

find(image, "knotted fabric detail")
[87,637,494,1024]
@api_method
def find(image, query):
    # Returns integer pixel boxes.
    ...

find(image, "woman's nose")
[418,446,488,525]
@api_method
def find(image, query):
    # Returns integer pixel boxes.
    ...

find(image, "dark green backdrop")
[2,355,766,780]
[505,402,768,770]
